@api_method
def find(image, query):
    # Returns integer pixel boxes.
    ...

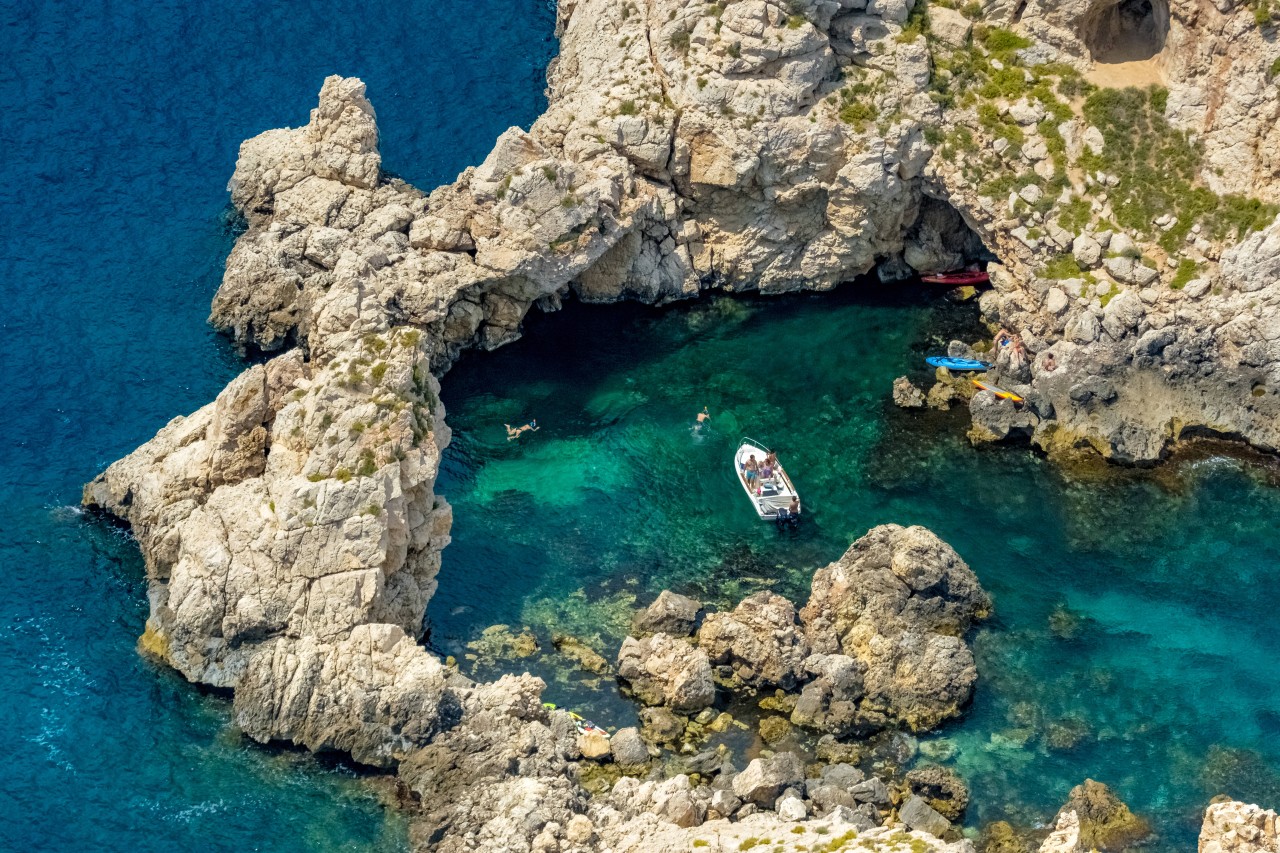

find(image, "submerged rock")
[906,764,970,821]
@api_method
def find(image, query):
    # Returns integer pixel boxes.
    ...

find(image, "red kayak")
[921,270,990,285]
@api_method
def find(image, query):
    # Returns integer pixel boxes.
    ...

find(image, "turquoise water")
[433,287,1280,849]
[1,0,554,849]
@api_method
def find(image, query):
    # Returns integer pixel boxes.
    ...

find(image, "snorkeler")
[693,406,710,433]
[505,420,539,441]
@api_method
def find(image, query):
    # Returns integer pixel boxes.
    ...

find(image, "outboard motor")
[775,508,800,532]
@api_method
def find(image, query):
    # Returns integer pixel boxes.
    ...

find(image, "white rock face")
[1199,801,1280,853]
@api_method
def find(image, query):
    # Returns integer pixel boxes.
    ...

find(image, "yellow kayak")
[971,379,1024,403]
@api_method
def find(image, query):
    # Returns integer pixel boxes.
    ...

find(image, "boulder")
[610,726,650,767]
[790,653,866,736]
[1072,234,1102,269]
[798,525,991,732]
[929,5,973,46]
[697,591,810,689]
[850,776,892,807]
[578,730,612,760]
[1199,800,1280,853]
[906,764,970,821]
[616,633,715,711]
[732,752,805,808]
[634,590,703,637]
[1059,779,1151,851]
[894,376,927,408]
[1039,810,1083,853]
[900,795,951,837]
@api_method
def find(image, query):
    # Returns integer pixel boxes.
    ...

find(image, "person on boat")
[788,496,800,516]
[505,420,539,441]
[764,450,778,469]
[760,458,774,484]
[744,454,760,488]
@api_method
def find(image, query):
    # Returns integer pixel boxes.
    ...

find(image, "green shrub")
[1058,196,1092,232]
[979,26,1032,55]
[838,100,877,128]
[669,29,690,52]
[541,166,557,181]
[618,99,638,115]
[306,472,326,482]
[1270,56,1280,80]
[1041,254,1082,279]
[979,65,1029,99]
[370,362,388,383]
[333,467,352,483]
[1170,258,1199,289]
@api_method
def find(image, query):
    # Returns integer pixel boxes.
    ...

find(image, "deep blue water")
[0,0,554,849]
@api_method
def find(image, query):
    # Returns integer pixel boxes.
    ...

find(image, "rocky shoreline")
[82,0,1280,847]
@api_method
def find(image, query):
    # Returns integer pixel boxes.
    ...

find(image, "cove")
[1,0,554,849]
[432,284,1280,851]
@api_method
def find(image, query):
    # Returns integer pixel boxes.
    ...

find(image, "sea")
[4,1,1279,851]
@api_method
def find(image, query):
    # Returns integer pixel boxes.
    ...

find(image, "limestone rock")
[634,589,703,637]
[1059,779,1151,851]
[929,6,973,46]
[900,795,951,837]
[732,752,805,808]
[1199,801,1280,853]
[609,726,650,767]
[798,525,990,732]
[1040,810,1083,853]
[697,590,810,690]
[894,375,927,408]
[616,632,715,711]
[906,764,970,821]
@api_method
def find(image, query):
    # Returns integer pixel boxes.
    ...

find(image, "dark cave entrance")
[879,195,998,282]
[1083,0,1169,63]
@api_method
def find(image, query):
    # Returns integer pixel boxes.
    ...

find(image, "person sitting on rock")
[1041,352,1058,373]
[505,420,539,441]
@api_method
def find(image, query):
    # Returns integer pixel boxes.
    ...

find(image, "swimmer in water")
[505,420,539,441]
[693,406,710,434]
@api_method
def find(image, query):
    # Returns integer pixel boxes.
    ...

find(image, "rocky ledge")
[84,0,1280,846]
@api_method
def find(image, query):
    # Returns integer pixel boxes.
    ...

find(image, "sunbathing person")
[505,419,539,441]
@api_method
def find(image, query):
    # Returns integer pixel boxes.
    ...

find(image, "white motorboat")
[733,437,800,520]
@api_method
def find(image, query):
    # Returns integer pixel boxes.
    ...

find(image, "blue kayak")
[926,356,991,372]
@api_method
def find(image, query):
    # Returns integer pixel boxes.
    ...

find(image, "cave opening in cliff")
[887,195,997,281]
[1082,0,1169,64]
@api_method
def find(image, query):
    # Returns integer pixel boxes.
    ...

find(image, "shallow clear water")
[434,287,1280,850]
[2,0,554,849]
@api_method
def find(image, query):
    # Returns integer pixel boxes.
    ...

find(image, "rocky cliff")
[83,0,1280,847]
